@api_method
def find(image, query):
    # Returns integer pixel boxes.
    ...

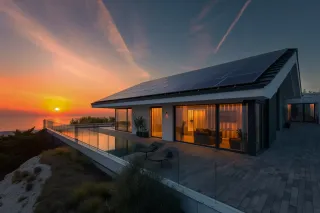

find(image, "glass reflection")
[175,105,216,146]
[220,104,247,151]
[151,108,162,138]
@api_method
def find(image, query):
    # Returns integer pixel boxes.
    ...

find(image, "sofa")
[194,128,222,146]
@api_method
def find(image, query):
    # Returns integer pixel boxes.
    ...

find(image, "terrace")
[45,120,320,213]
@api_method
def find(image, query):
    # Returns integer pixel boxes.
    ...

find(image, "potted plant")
[133,116,148,137]
[140,126,149,138]
[229,129,244,151]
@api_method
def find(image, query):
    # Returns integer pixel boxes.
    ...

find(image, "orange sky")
[0,0,151,116]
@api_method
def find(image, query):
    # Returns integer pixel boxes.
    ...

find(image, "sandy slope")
[0,156,51,213]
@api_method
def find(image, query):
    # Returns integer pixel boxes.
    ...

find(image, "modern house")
[92,48,301,156]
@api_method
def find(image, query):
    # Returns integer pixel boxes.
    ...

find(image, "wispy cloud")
[214,0,252,53]
[0,0,109,82]
[96,0,150,78]
[0,0,151,113]
[190,0,218,34]
[195,0,218,23]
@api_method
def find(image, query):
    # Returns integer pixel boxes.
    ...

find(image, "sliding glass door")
[151,107,162,138]
[175,105,216,146]
[288,103,316,123]
[115,108,132,132]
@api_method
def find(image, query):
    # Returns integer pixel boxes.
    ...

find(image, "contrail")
[214,0,252,53]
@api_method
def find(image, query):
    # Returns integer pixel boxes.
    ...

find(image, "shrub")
[17,196,27,203]
[34,201,66,213]
[26,183,33,192]
[0,129,60,180]
[70,116,115,125]
[41,147,91,166]
[21,170,30,178]
[67,182,113,209]
[76,196,107,213]
[110,160,183,213]
[34,166,42,175]
[12,170,23,183]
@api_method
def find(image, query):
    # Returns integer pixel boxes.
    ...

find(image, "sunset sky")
[1,0,320,116]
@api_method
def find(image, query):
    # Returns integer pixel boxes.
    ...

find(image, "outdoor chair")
[136,142,163,159]
[147,147,178,168]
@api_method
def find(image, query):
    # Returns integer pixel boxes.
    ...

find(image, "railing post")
[75,126,78,143]
[43,119,46,129]
[97,126,99,150]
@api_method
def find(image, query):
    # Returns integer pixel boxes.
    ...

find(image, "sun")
[54,107,60,112]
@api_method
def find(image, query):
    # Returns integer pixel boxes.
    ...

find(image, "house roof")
[92,48,298,107]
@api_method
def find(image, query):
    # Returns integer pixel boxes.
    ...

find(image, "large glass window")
[128,109,132,132]
[290,104,303,122]
[151,108,162,138]
[289,103,316,122]
[175,105,216,146]
[287,104,291,121]
[304,104,315,122]
[219,104,247,152]
[115,109,132,132]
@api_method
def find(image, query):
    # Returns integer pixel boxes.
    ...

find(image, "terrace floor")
[99,123,320,213]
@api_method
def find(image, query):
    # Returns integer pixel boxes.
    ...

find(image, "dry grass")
[34,146,112,213]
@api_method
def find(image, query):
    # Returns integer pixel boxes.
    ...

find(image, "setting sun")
[54,107,60,112]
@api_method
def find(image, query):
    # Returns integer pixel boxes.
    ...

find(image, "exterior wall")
[268,94,277,145]
[162,104,174,141]
[277,65,301,128]
[131,105,151,135]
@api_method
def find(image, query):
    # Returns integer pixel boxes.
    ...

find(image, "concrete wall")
[269,94,277,146]
[132,105,151,134]
[131,104,175,141]
[277,65,302,128]
[162,104,174,141]
[46,129,241,213]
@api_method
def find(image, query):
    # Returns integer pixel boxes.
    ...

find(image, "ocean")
[0,115,78,132]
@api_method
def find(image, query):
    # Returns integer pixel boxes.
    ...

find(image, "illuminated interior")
[151,107,163,138]
[175,105,216,146]
[288,103,316,122]
[175,104,248,151]
[219,103,247,151]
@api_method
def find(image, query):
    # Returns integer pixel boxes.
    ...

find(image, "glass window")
[175,105,216,146]
[290,104,303,122]
[287,104,292,121]
[255,103,261,152]
[219,104,247,151]
[128,109,132,132]
[115,109,132,132]
[151,108,162,138]
[304,104,315,122]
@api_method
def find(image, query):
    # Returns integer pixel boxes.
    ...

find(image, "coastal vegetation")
[0,128,58,180]
[70,116,115,125]
[35,147,183,213]
[0,127,182,213]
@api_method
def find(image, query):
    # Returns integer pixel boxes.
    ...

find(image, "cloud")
[194,0,219,23]
[0,0,152,113]
[214,0,252,53]
[96,0,150,78]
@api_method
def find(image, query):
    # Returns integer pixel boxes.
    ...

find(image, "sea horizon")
[0,114,85,132]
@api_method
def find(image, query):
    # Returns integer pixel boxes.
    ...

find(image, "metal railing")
[43,119,228,213]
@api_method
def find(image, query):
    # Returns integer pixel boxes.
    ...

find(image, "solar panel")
[96,49,288,102]
[216,73,261,87]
